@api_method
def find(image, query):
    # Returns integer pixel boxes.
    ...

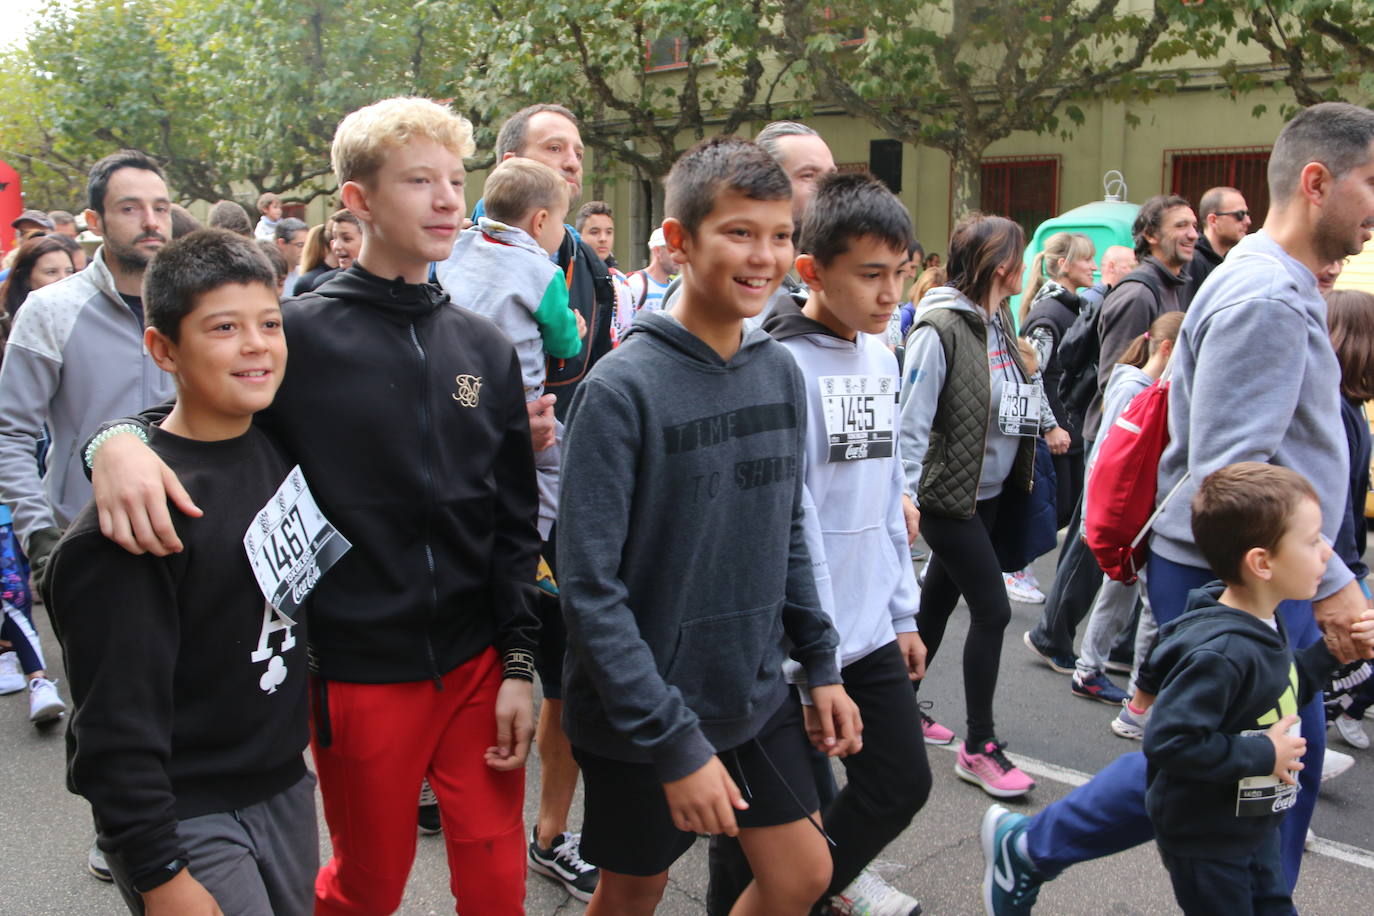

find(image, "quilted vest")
[915,304,1036,519]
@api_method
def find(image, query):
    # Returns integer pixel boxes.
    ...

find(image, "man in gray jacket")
[0,150,175,883]
[0,150,175,575]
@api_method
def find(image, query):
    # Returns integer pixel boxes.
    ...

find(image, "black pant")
[1028,493,1104,659]
[1051,449,1085,531]
[1160,832,1291,916]
[915,498,1011,747]
[706,642,932,914]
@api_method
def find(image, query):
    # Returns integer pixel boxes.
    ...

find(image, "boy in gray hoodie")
[558,136,860,916]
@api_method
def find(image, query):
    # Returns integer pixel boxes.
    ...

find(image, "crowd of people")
[1,94,1373,916]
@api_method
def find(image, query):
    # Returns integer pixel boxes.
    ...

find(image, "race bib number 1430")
[819,374,897,462]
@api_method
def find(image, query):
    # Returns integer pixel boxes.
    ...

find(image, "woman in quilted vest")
[897,214,1070,799]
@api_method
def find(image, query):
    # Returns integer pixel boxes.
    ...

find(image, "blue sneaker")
[980,805,1042,915]
[1071,671,1129,706]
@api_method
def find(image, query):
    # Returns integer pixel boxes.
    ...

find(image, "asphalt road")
[4,540,1373,914]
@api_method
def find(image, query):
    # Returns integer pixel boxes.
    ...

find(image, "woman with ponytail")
[898,214,1070,798]
[1019,232,1096,534]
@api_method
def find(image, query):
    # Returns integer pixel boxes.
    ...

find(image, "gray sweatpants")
[1076,572,1155,693]
[107,770,318,916]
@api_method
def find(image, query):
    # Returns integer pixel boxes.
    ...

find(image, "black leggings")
[913,497,1011,748]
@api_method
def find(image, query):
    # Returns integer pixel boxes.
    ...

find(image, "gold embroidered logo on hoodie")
[453,375,483,407]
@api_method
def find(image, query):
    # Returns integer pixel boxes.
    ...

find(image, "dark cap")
[11,209,55,230]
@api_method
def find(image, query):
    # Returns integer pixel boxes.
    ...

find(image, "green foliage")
[3,0,488,205]
[770,0,1201,216]
[1184,0,1374,115]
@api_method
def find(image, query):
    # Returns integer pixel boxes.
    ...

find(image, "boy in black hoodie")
[1143,462,1374,914]
[558,136,861,916]
[82,99,542,915]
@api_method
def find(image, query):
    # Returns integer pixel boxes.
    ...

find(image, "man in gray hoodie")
[981,102,1374,915]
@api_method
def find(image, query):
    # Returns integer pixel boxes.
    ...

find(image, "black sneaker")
[417,780,442,835]
[1021,631,1076,675]
[528,826,598,902]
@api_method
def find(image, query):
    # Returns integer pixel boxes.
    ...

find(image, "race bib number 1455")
[819,374,897,462]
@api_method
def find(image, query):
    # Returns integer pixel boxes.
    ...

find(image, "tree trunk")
[948,145,983,222]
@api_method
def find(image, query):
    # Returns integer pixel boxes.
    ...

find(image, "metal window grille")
[978,157,1060,238]
[1166,148,1271,224]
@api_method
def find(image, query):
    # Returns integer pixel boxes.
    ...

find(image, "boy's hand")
[142,869,223,915]
[1266,714,1306,785]
[485,678,534,771]
[575,309,588,340]
[1044,426,1071,455]
[526,395,557,452]
[1315,579,1371,661]
[93,433,201,556]
[662,756,747,836]
[897,631,926,680]
[901,493,920,545]
[805,684,863,757]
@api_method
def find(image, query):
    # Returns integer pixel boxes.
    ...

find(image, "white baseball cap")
[648,227,666,250]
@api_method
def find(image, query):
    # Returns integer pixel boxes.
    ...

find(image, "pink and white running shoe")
[956,739,1035,798]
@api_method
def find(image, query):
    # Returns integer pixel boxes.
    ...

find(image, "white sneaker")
[1323,747,1356,781]
[1336,713,1370,750]
[1003,570,1045,604]
[1021,566,1042,591]
[0,651,24,694]
[29,676,65,723]
[829,866,922,915]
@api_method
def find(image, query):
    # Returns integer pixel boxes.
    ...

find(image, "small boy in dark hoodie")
[1143,462,1374,914]
[558,136,861,916]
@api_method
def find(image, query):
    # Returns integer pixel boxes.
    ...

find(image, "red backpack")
[1083,371,1190,584]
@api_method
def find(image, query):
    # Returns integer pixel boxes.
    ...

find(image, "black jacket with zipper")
[91,265,542,684]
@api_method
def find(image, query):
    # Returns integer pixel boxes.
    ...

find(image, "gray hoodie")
[557,311,841,782]
[1152,231,1351,599]
[0,248,174,550]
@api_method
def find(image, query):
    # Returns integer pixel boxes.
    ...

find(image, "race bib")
[244,466,351,621]
[819,374,896,462]
[998,381,1043,437]
[1235,723,1301,817]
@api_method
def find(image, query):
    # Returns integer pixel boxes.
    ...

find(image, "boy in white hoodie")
[709,171,932,916]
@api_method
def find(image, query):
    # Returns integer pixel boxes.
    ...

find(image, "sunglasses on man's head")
[1215,209,1249,221]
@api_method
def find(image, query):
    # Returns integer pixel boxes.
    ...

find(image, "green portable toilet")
[1012,172,1139,328]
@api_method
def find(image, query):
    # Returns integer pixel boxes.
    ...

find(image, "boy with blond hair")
[86,97,542,915]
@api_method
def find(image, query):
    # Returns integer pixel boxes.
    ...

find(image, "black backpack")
[1056,269,1165,424]
[1055,285,1105,424]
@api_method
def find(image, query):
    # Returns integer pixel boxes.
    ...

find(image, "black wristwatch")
[132,856,189,893]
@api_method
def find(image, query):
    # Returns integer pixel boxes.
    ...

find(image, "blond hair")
[482,158,569,226]
[1021,231,1095,322]
[331,97,476,187]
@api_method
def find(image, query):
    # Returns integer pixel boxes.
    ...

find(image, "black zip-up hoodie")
[93,265,542,684]
[1142,583,1338,858]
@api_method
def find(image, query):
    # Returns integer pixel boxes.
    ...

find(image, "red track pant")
[311,647,526,914]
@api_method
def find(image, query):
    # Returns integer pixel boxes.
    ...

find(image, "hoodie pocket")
[663,603,782,724]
